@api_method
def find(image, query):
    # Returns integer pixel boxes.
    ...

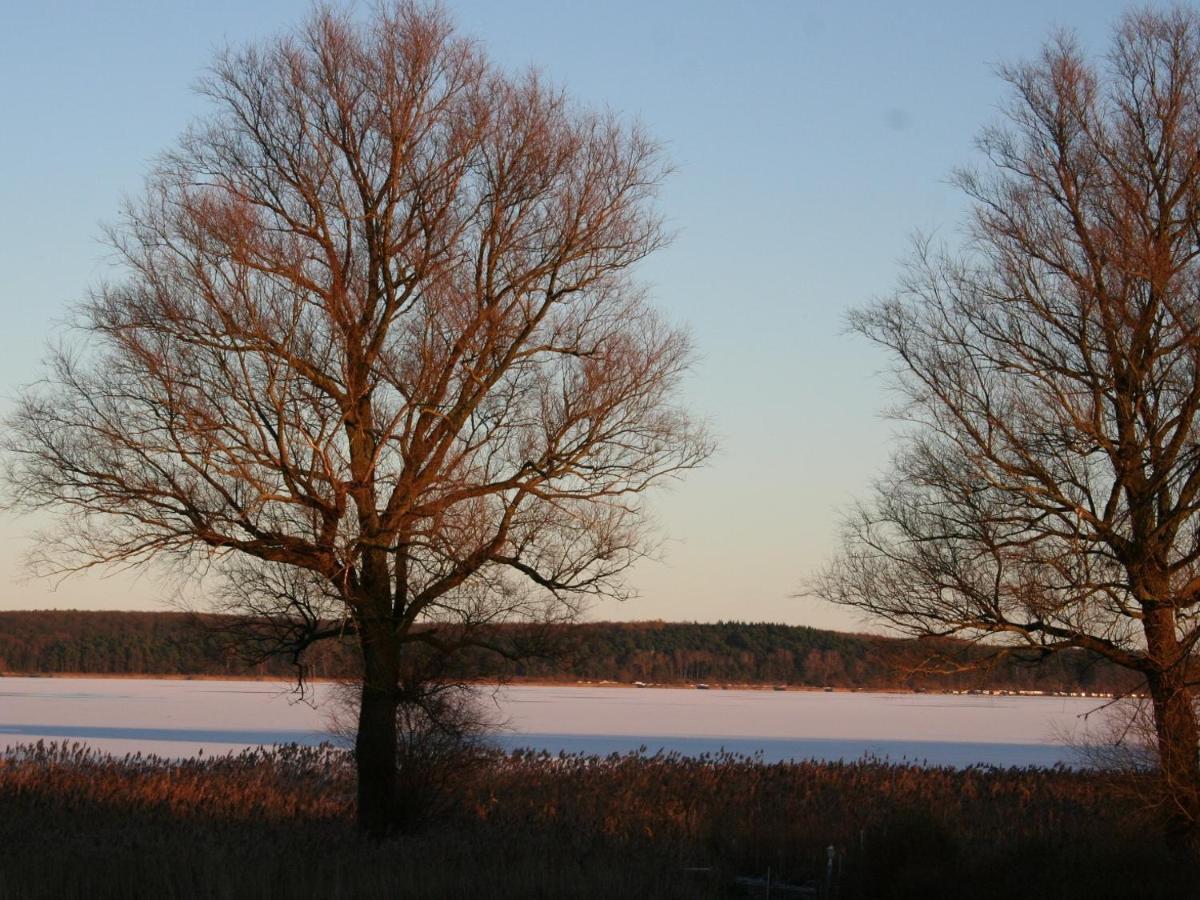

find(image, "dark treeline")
[0,611,1141,694]
[0,611,355,680]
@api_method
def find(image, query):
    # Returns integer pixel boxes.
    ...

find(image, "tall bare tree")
[4,3,709,836]
[814,8,1200,844]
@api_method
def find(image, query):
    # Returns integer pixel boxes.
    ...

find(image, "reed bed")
[0,742,1190,899]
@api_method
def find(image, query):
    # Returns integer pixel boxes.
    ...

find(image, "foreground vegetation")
[0,741,1190,899]
[0,610,1141,694]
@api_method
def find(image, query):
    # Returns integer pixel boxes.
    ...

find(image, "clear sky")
[0,0,1162,629]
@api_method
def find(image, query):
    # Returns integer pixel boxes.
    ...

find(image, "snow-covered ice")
[0,677,1112,767]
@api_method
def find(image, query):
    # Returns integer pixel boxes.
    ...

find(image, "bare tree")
[4,2,710,836]
[324,647,501,833]
[813,8,1200,845]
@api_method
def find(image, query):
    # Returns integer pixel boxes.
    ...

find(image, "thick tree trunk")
[1142,606,1200,849]
[355,620,400,839]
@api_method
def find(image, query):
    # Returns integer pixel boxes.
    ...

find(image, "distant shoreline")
[0,611,1140,696]
[0,671,1127,699]
[0,671,830,689]
[0,671,897,691]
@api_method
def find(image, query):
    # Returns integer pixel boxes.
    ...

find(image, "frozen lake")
[0,677,1113,767]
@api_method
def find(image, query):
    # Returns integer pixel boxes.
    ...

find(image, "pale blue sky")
[0,0,1159,628]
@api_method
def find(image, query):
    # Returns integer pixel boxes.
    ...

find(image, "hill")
[0,610,1141,694]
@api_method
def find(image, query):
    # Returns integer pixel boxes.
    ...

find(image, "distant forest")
[0,610,1143,694]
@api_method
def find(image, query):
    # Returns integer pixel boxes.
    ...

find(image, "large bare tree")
[814,8,1200,843]
[4,3,709,836]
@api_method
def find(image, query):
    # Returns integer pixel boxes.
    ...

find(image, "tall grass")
[0,742,1190,899]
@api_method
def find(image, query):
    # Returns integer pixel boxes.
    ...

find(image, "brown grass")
[0,742,1192,899]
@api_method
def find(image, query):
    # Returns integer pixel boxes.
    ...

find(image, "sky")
[0,0,1166,630]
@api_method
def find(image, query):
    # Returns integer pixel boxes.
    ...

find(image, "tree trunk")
[1143,606,1200,850]
[355,619,400,839]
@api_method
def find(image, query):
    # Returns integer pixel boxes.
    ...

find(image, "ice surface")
[0,678,1111,767]
[0,677,335,758]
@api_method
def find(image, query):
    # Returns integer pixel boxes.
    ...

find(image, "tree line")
[0,610,1141,694]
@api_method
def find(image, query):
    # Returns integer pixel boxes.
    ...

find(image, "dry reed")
[0,742,1191,899]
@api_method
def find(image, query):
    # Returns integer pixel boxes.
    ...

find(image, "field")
[0,742,1191,899]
